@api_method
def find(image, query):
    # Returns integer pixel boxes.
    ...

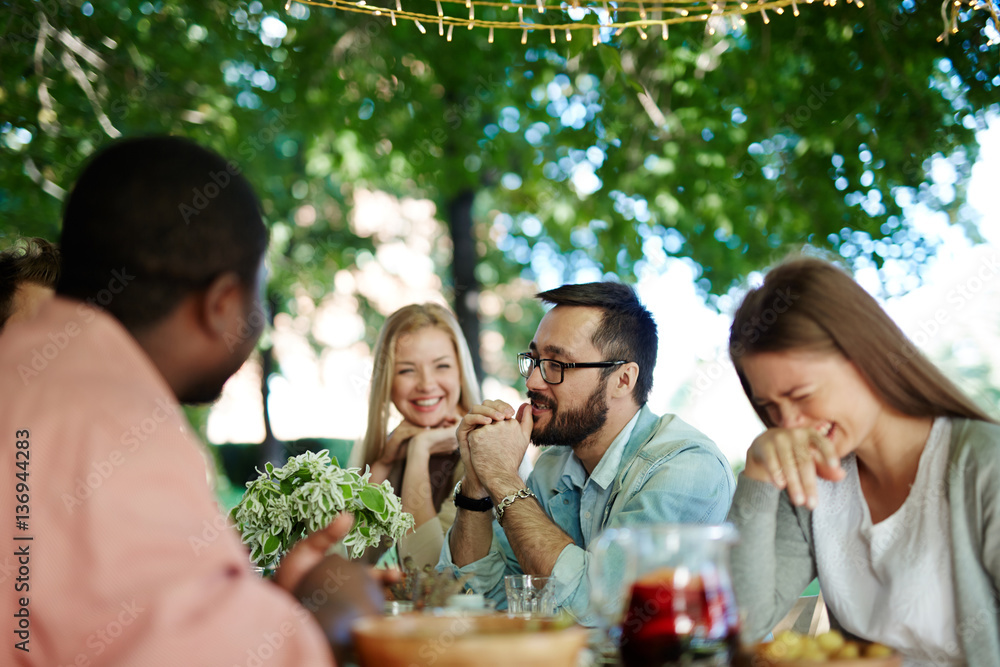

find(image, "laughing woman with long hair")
[726,256,999,666]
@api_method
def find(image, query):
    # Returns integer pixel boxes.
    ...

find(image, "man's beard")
[528,381,609,448]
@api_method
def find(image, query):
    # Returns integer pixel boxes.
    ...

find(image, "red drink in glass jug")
[619,567,739,667]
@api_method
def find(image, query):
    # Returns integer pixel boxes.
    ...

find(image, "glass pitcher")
[590,523,740,667]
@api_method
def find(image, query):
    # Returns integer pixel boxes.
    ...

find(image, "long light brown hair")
[729,256,995,427]
[360,303,481,467]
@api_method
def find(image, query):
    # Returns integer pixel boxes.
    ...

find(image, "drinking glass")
[383,600,414,615]
[504,575,556,617]
[590,524,739,667]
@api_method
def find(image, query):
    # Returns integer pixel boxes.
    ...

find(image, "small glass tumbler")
[504,574,556,618]
[383,600,414,616]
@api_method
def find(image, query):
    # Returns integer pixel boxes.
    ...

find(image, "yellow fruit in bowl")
[772,630,805,659]
[864,643,894,658]
[835,641,861,659]
[798,638,827,661]
[759,640,790,660]
[816,631,845,654]
[750,629,899,664]
[774,630,804,647]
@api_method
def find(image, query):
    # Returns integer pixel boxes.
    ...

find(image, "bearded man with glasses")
[439,281,735,624]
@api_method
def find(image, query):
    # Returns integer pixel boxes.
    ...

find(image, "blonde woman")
[355,303,481,570]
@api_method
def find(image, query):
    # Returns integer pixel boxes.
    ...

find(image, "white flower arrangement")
[231,450,415,568]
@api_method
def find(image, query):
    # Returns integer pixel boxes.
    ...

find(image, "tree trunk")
[448,189,484,385]
[259,293,284,466]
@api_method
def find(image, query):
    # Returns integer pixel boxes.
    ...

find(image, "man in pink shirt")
[0,237,60,333]
[0,137,349,666]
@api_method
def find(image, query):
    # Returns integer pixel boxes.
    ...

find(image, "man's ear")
[609,362,640,400]
[199,272,246,338]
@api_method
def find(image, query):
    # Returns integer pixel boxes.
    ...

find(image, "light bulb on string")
[301,0,877,49]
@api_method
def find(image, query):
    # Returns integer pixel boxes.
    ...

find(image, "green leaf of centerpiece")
[359,486,386,514]
[263,534,281,555]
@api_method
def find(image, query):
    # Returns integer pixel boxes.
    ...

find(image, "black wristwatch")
[453,480,493,512]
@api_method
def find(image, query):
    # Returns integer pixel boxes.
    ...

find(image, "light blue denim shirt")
[439,404,735,625]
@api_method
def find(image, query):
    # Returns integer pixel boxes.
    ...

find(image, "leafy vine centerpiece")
[231,450,415,568]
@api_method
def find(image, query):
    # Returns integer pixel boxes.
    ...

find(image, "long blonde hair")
[361,303,481,467]
[729,256,995,427]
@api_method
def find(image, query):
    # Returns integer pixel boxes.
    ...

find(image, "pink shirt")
[0,298,333,666]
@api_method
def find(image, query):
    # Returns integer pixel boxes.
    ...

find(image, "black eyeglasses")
[517,353,627,385]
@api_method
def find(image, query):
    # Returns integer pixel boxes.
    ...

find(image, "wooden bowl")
[351,614,589,667]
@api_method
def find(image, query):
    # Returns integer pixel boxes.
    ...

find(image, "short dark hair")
[57,136,267,331]
[536,281,657,405]
[0,237,61,328]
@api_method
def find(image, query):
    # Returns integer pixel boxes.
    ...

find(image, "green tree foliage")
[1,0,996,409]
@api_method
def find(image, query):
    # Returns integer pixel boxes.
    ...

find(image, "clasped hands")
[379,417,462,465]
[455,399,532,500]
[743,424,845,510]
[368,416,461,486]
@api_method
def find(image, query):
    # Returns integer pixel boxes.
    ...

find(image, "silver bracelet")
[494,488,536,527]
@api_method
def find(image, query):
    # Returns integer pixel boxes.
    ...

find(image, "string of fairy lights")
[286,0,999,46]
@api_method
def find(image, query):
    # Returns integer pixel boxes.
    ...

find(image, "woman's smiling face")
[741,349,884,458]
[390,326,462,428]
